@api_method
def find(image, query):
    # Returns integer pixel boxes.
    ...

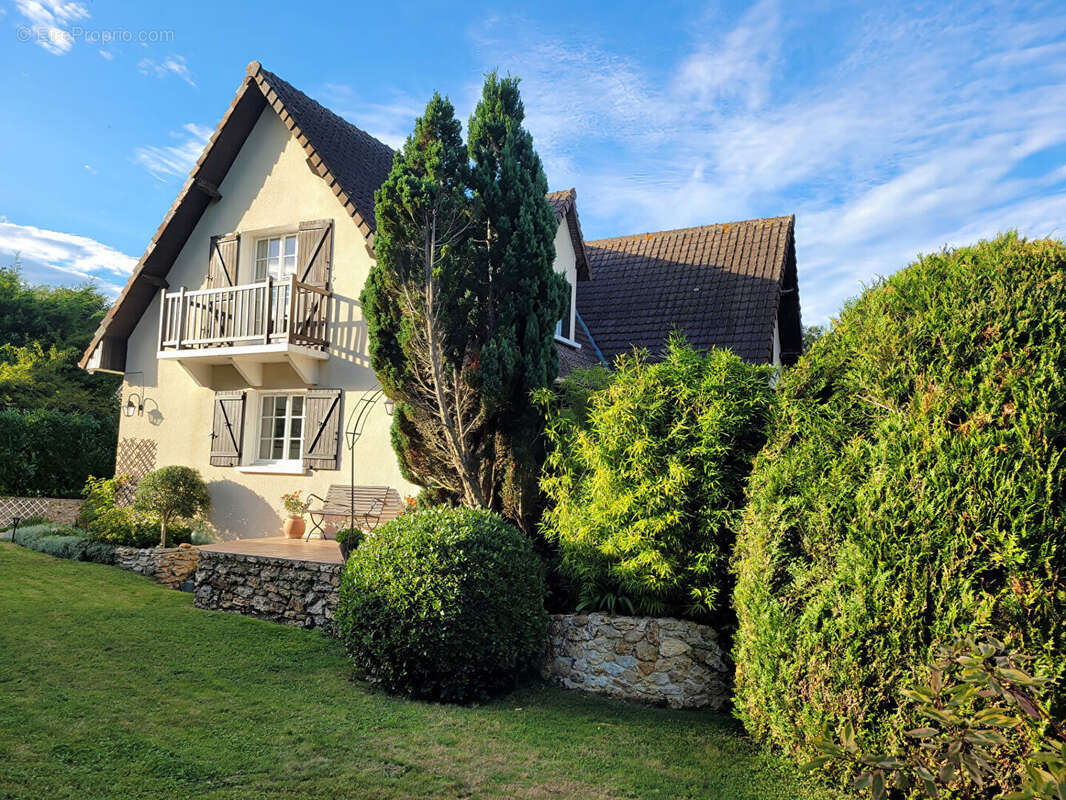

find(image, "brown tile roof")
[578,216,801,365]
[545,188,590,281]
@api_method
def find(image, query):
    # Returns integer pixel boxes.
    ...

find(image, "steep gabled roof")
[546,188,590,281]
[577,216,801,365]
[81,60,394,369]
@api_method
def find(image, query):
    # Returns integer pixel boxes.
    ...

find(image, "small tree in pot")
[134,466,211,547]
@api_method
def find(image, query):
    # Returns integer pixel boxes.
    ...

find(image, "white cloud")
[317,83,422,150]
[470,3,1066,323]
[83,163,96,175]
[0,219,136,292]
[99,48,113,61]
[133,122,212,182]
[138,54,196,87]
[14,0,89,55]
[674,0,781,111]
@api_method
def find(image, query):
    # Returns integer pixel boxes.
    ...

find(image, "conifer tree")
[467,73,569,526]
[362,76,567,529]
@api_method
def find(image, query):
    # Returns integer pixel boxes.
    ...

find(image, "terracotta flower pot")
[283,515,306,539]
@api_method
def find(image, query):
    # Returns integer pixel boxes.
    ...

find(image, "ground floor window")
[258,393,304,463]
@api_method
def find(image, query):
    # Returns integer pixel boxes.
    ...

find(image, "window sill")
[235,463,309,476]
[554,335,581,349]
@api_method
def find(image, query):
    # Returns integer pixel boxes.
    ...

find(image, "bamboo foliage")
[538,335,773,620]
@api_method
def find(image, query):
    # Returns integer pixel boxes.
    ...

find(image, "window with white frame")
[556,281,575,342]
[257,394,305,463]
[254,235,298,281]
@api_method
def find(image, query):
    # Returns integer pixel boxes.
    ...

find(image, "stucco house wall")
[119,108,418,540]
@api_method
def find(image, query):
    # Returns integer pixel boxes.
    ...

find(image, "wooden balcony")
[156,277,330,387]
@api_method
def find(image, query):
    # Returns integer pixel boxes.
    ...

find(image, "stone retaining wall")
[193,550,341,631]
[114,543,200,589]
[0,496,82,525]
[543,613,730,709]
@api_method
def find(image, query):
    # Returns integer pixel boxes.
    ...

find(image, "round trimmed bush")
[733,234,1066,777]
[336,506,548,702]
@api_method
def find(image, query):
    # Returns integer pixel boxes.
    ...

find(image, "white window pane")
[267,238,280,258]
[283,256,297,276]
[284,236,297,256]
[271,439,284,460]
[290,417,303,440]
[259,440,272,460]
[256,239,268,260]
[291,396,304,416]
[288,439,301,460]
[260,418,273,438]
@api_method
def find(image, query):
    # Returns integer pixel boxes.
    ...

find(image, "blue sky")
[1,0,1064,323]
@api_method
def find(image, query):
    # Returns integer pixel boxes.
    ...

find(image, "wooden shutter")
[208,233,240,288]
[302,389,342,470]
[297,220,333,289]
[210,391,245,467]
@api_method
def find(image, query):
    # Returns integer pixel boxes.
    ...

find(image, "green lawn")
[0,543,831,799]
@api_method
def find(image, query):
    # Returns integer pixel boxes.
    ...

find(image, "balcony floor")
[197,536,342,564]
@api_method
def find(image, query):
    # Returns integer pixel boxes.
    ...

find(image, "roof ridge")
[586,215,794,246]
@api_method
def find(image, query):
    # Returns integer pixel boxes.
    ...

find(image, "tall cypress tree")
[467,73,569,527]
[362,77,567,528]
[362,93,487,506]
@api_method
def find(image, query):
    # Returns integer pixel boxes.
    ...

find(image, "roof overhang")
[547,188,590,281]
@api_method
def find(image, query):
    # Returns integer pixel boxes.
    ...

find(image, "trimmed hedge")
[0,409,116,497]
[11,523,116,564]
[336,507,548,703]
[732,234,1066,783]
[539,337,773,620]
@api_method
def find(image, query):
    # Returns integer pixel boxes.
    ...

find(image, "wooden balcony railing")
[158,277,330,352]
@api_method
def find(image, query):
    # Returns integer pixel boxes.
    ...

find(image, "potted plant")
[335,527,364,562]
[280,490,309,539]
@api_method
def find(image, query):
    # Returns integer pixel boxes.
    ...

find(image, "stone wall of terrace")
[113,543,200,589]
[193,549,341,631]
[543,613,731,709]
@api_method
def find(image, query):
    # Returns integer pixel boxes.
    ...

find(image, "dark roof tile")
[577,217,798,364]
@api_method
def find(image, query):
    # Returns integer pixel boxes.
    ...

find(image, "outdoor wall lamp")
[125,394,145,417]
[384,397,395,416]
[122,370,155,418]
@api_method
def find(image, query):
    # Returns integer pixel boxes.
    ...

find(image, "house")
[80,61,802,539]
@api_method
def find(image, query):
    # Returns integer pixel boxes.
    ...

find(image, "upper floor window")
[255,235,298,282]
[556,281,575,342]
